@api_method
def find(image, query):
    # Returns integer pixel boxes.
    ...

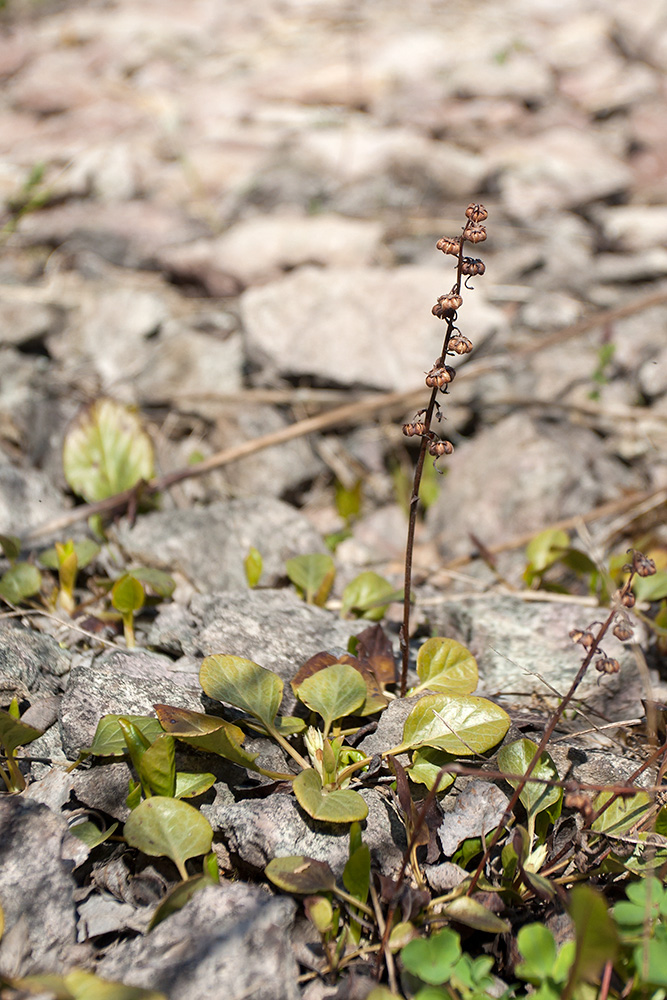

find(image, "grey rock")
[134,323,244,406]
[357,697,420,758]
[0,622,71,703]
[16,200,209,270]
[208,405,324,498]
[426,413,641,559]
[423,593,647,718]
[423,861,467,893]
[0,293,60,347]
[77,893,142,943]
[241,266,506,391]
[438,781,509,856]
[157,213,383,292]
[150,589,366,715]
[114,498,325,594]
[593,205,667,252]
[215,787,405,878]
[0,464,69,538]
[0,798,82,974]
[489,127,631,219]
[95,883,300,1000]
[59,651,204,759]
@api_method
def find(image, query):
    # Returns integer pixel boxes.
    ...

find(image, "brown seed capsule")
[465,203,488,223]
[621,591,636,608]
[569,628,596,649]
[436,237,461,256]
[613,622,634,642]
[465,225,487,244]
[428,439,454,457]
[629,549,657,577]
[448,334,473,355]
[565,791,594,822]
[432,292,463,319]
[402,422,427,437]
[595,656,620,674]
[425,366,456,388]
[461,257,486,276]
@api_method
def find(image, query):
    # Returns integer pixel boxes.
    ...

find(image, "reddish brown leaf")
[354,624,397,688]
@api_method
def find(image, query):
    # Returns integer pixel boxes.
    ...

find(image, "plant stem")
[265,723,310,770]
[399,221,471,696]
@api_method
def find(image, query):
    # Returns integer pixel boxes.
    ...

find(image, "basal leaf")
[397,695,510,756]
[567,885,618,986]
[69,820,118,849]
[199,655,283,729]
[286,553,335,606]
[294,662,366,734]
[244,546,263,588]
[123,797,213,880]
[0,563,42,604]
[440,896,510,934]
[154,704,261,773]
[174,771,216,799]
[0,708,42,753]
[407,748,455,792]
[137,733,176,797]
[591,790,652,836]
[401,928,462,985]
[412,637,478,696]
[497,738,561,825]
[63,398,155,503]
[293,768,368,823]
[127,567,175,598]
[265,855,337,894]
[340,571,398,621]
[111,575,145,615]
[525,529,570,574]
[84,715,164,758]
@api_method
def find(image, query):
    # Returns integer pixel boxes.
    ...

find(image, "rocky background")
[1,0,666,997]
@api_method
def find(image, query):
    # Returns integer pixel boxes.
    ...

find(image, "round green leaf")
[63,398,155,503]
[111,575,145,614]
[0,708,42,753]
[286,553,335,605]
[128,567,175,598]
[293,768,368,823]
[174,771,216,799]
[266,855,336,894]
[123,797,213,878]
[294,662,366,733]
[83,714,164,757]
[401,928,462,985]
[591,790,652,835]
[138,733,176,797]
[340,571,398,621]
[412,637,478,696]
[154,704,261,773]
[497,738,561,821]
[525,529,570,573]
[407,748,456,792]
[64,969,167,1000]
[69,820,118,849]
[0,563,42,604]
[199,655,283,729]
[440,896,510,934]
[398,694,510,756]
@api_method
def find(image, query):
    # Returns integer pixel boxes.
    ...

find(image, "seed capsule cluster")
[409,203,488,467]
